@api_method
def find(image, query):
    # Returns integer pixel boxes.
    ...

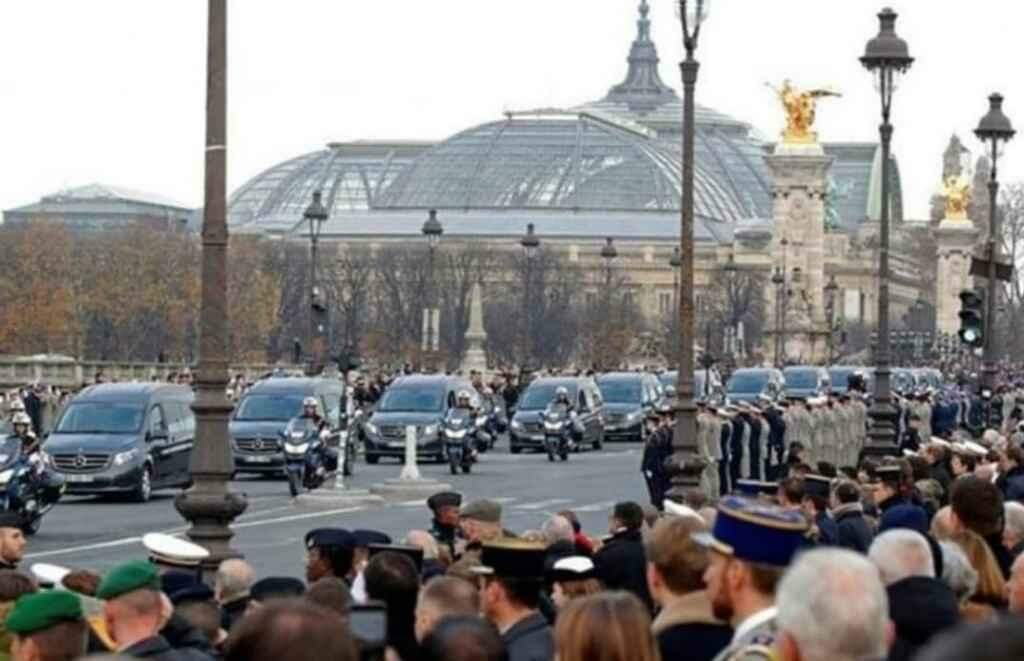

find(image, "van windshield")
[234,394,305,422]
[728,373,769,394]
[519,384,575,411]
[377,388,444,413]
[55,403,145,434]
[784,370,819,389]
[597,381,643,404]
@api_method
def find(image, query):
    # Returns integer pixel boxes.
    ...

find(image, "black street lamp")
[600,237,617,369]
[304,190,328,375]
[668,0,711,502]
[520,223,540,368]
[975,93,1015,393]
[421,209,443,370]
[860,7,913,456]
[722,253,737,362]
[174,0,247,572]
[772,267,785,366]
[669,247,682,362]
[825,274,839,364]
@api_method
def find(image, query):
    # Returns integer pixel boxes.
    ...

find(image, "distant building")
[3,183,197,232]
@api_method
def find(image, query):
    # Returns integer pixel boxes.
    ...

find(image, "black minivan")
[596,372,664,442]
[230,377,350,476]
[43,383,195,502]
[508,377,605,453]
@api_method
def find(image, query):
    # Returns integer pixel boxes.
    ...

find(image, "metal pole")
[523,255,532,368]
[174,0,247,573]
[668,44,702,500]
[982,141,1000,393]
[774,276,782,367]
[428,244,436,371]
[309,233,318,373]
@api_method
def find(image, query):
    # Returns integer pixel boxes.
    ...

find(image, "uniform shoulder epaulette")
[728,644,777,661]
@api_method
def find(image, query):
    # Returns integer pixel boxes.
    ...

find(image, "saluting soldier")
[695,496,810,661]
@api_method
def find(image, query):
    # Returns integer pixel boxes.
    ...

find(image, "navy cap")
[250,577,306,602]
[426,491,462,511]
[803,475,832,500]
[305,528,356,550]
[694,496,809,568]
[160,570,199,598]
[874,465,903,486]
[170,583,214,606]
[352,530,392,548]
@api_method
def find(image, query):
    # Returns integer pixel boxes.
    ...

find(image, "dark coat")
[651,591,731,661]
[220,596,249,631]
[998,465,1024,503]
[815,511,839,546]
[593,528,653,612]
[834,506,874,554]
[985,532,1014,579]
[930,462,953,498]
[502,612,554,661]
[885,576,960,661]
[161,613,216,658]
[120,636,215,661]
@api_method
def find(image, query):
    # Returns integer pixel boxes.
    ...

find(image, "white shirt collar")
[732,606,777,642]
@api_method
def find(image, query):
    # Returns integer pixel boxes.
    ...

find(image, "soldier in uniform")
[728,407,746,490]
[718,408,734,497]
[764,401,787,481]
[805,399,822,464]
[697,402,720,502]
[694,495,810,661]
[426,491,462,558]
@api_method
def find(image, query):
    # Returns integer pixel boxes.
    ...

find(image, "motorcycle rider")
[8,412,62,509]
[297,397,336,475]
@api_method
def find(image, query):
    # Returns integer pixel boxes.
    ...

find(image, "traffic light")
[957,289,984,347]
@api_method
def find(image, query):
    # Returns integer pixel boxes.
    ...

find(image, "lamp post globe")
[520,222,540,258]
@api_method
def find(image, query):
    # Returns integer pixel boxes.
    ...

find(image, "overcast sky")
[1,1,1021,220]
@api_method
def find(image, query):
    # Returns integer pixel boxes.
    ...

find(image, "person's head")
[365,551,420,655]
[102,588,169,648]
[459,501,503,543]
[931,506,955,541]
[176,598,224,648]
[951,452,976,476]
[938,541,978,605]
[415,576,480,643]
[554,591,658,661]
[949,529,1006,606]
[557,510,582,536]
[609,502,644,534]
[547,556,602,610]
[644,515,708,607]
[305,530,356,583]
[830,480,861,509]
[868,529,935,586]
[215,559,255,605]
[59,570,100,597]
[0,526,26,567]
[304,577,352,618]
[555,387,569,404]
[422,615,507,661]
[223,599,357,661]
[0,571,36,603]
[1008,553,1024,614]
[950,476,1004,538]
[6,591,88,661]
[301,396,319,418]
[404,530,441,561]
[1004,502,1024,552]
[541,515,574,547]
[776,549,891,661]
[914,618,1024,661]
[777,477,805,508]
[428,492,463,528]
[247,577,306,615]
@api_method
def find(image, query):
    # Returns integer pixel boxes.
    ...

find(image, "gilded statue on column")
[767,80,841,144]
[942,173,971,221]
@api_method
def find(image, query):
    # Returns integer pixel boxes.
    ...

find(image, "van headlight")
[423,424,439,437]
[113,449,140,467]
[0,469,13,485]
[364,422,378,436]
[285,442,310,454]
[510,419,522,431]
[625,410,643,423]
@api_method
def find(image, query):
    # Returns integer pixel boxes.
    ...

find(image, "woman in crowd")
[547,556,602,610]
[554,591,660,661]
[950,529,1007,621]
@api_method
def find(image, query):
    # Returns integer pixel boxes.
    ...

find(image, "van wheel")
[132,465,153,503]
[365,454,380,465]
[510,446,522,455]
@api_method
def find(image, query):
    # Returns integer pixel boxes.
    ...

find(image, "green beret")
[6,591,83,635]
[96,560,160,600]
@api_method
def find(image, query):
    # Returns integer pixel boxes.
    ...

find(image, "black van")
[362,375,474,464]
[230,377,349,476]
[43,383,195,502]
[508,377,605,453]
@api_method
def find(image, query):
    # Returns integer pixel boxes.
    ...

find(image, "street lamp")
[669,247,682,362]
[421,209,444,371]
[669,0,711,502]
[825,274,839,364]
[772,267,785,366]
[304,190,328,375]
[722,254,737,362]
[599,237,617,369]
[520,223,540,368]
[174,0,247,572]
[974,93,1015,393]
[860,7,913,456]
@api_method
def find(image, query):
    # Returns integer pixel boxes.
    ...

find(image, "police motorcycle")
[540,388,577,462]
[7,414,64,534]
[441,391,479,475]
[280,404,338,497]
[477,391,507,453]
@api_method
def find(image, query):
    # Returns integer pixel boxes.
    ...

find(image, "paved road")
[26,443,647,578]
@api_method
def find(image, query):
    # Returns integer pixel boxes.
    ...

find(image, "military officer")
[697,402,720,502]
[718,408,734,496]
[426,491,462,558]
[695,495,809,661]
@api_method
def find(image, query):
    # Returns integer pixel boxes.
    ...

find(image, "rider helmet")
[11,412,31,428]
[302,397,320,415]
[457,390,472,406]
[555,386,569,402]
[8,399,25,413]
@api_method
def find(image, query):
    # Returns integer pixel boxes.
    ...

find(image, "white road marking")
[25,506,367,560]
[513,498,573,511]
[573,501,616,513]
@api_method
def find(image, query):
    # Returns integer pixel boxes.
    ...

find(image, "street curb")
[293,489,386,508]
[369,479,454,501]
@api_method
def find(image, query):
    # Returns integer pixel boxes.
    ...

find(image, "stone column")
[460,282,488,373]
[933,218,979,336]
[763,143,835,364]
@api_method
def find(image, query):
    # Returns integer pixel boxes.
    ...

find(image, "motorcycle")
[280,417,337,497]
[5,439,64,535]
[441,409,476,475]
[540,405,576,462]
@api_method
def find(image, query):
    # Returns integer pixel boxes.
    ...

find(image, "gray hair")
[1004,502,1024,544]
[214,558,255,603]
[541,515,574,545]
[403,529,440,560]
[938,540,978,604]
[868,529,935,585]
[777,548,889,661]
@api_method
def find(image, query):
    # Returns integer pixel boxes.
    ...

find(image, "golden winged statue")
[767,80,841,144]
[942,173,972,221]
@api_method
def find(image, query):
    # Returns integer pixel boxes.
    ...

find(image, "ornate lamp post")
[600,237,617,370]
[421,209,443,371]
[825,274,839,364]
[723,253,737,363]
[174,0,247,572]
[520,223,540,368]
[860,7,913,456]
[668,0,711,501]
[974,93,1015,393]
[304,190,328,375]
[669,247,682,362]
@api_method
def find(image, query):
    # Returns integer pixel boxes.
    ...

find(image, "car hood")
[727,392,763,403]
[604,403,645,416]
[230,420,290,439]
[368,412,443,427]
[44,433,137,454]
[784,388,819,397]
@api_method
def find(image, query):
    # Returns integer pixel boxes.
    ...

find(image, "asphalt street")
[25,441,647,579]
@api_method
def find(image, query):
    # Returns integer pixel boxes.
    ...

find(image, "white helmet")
[9,399,25,413]
[11,412,30,427]
[457,390,472,404]
[302,397,318,408]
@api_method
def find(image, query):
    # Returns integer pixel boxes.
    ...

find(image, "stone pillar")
[763,143,835,364]
[933,218,979,336]
[460,282,488,373]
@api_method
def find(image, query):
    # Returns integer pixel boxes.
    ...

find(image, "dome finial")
[602,0,677,113]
